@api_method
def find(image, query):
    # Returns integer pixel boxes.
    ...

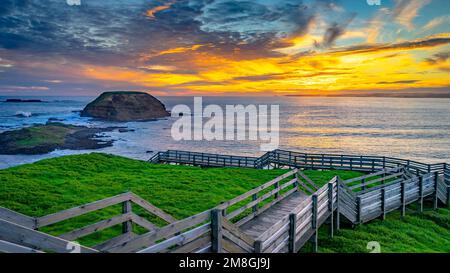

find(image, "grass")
[15,124,75,147]
[301,203,450,253]
[3,153,447,253]
[0,153,360,246]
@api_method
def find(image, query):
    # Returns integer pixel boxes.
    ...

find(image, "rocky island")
[81,91,170,122]
[0,122,121,155]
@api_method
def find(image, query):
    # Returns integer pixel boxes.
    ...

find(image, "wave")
[15,111,33,118]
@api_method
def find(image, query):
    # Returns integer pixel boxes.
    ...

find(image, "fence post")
[328,182,334,238]
[433,173,439,210]
[122,200,132,234]
[274,181,280,199]
[288,213,296,253]
[381,188,386,220]
[418,176,424,213]
[252,194,258,214]
[401,182,406,217]
[211,209,222,253]
[356,196,362,224]
[254,240,262,253]
[311,195,318,253]
[336,178,341,231]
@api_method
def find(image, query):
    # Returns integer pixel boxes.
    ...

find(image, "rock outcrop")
[81,91,170,122]
[0,122,121,155]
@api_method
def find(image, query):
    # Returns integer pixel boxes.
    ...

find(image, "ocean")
[0,95,449,169]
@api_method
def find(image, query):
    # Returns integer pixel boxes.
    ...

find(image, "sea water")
[0,96,449,169]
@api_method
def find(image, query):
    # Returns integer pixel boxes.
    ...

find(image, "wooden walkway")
[240,192,308,239]
[1,149,450,253]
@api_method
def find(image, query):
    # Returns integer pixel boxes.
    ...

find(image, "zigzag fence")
[1,150,449,253]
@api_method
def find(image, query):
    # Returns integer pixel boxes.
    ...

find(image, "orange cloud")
[146,2,174,19]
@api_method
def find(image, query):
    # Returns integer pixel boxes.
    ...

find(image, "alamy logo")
[367,241,381,253]
[66,0,81,6]
[170,97,279,151]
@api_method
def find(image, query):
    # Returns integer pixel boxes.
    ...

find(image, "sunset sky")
[0,0,449,96]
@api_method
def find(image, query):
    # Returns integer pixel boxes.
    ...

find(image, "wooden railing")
[149,150,258,168]
[149,149,448,177]
[127,169,299,253]
[255,179,337,253]
[342,167,405,193]
[0,192,177,253]
[2,152,450,253]
[218,168,299,225]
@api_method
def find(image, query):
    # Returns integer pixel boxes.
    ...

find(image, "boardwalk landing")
[240,192,308,238]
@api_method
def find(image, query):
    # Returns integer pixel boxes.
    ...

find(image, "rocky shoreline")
[0,122,124,155]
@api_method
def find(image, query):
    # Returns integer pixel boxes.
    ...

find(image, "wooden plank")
[297,171,319,190]
[217,169,297,210]
[222,219,254,246]
[129,193,177,224]
[0,207,36,229]
[261,222,289,251]
[401,182,406,217]
[131,213,157,231]
[381,188,386,220]
[226,178,297,220]
[211,209,222,253]
[222,229,253,253]
[107,209,211,253]
[235,187,299,227]
[328,183,334,238]
[349,172,404,190]
[94,232,137,252]
[344,167,402,184]
[0,240,44,253]
[122,200,132,233]
[0,219,97,253]
[170,233,211,253]
[311,194,318,253]
[138,223,210,253]
[222,237,247,253]
[37,192,132,228]
[60,213,133,241]
[288,213,296,253]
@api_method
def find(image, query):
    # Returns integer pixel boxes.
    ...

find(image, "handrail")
[148,149,449,176]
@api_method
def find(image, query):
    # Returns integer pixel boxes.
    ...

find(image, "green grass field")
[310,204,450,253]
[0,153,359,246]
[1,153,448,252]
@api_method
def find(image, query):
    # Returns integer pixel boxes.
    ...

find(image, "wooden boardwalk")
[1,149,450,253]
[240,192,308,239]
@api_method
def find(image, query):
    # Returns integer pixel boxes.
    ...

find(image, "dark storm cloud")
[0,0,343,65]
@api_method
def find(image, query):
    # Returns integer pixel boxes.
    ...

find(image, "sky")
[0,0,449,96]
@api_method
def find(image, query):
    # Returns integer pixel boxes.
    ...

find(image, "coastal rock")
[81,91,170,122]
[0,122,120,155]
[6,99,43,103]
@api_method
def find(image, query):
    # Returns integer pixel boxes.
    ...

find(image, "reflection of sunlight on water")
[1,96,450,169]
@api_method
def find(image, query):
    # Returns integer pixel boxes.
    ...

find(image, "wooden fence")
[149,149,446,176]
[1,150,449,253]
[0,192,177,253]
[127,169,300,253]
